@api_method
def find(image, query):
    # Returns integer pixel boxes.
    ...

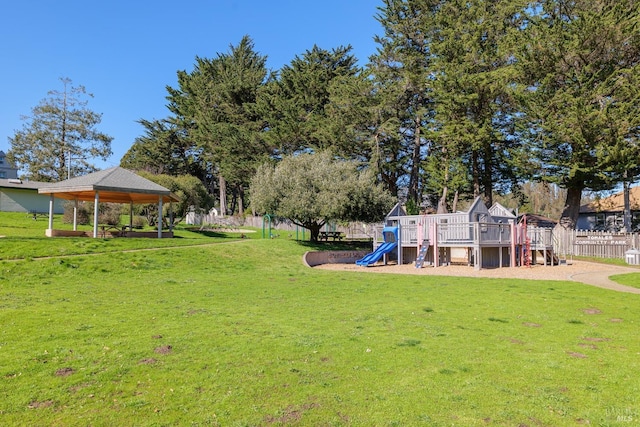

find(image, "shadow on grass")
[186,230,235,238]
[295,240,372,250]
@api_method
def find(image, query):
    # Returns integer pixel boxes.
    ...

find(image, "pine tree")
[257,45,359,156]
[428,0,526,209]
[166,36,269,215]
[517,0,640,228]
[368,0,437,206]
[8,78,112,181]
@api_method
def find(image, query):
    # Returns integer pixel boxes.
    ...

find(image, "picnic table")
[28,210,47,220]
[100,225,135,238]
[319,231,343,241]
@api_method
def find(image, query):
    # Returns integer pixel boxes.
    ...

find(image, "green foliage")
[515,0,640,226]
[166,35,270,215]
[8,77,113,182]
[123,1,639,225]
[368,0,436,204]
[428,0,525,207]
[120,118,204,179]
[137,172,212,225]
[250,152,394,240]
[258,45,360,156]
[98,203,122,226]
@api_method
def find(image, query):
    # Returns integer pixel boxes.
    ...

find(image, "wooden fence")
[553,229,640,259]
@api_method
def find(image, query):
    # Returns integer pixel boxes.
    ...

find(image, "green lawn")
[1,215,639,426]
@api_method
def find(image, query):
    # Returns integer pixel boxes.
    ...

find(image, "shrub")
[98,203,121,226]
[62,202,90,225]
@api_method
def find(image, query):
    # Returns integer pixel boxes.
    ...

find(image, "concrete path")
[569,267,640,294]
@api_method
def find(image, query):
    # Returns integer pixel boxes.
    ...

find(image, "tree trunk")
[237,184,245,217]
[556,185,584,230]
[483,144,493,207]
[438,149,449,214]
[219,175,227,217]
[623,173,631,232]
[472,150,481,198]
[230,189,237,216]
[437,185,448,214]
[308,223,322,242]
[408,115,421,204]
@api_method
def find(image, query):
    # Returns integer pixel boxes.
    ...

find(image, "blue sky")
[0,0,383,171]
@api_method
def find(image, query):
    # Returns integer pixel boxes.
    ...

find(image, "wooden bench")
[319,231,343,241]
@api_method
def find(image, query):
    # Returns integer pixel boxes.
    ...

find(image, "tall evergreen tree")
[368,0,437,205]
[428,0,525,209]
[8,77,112,181]
[166,36,269,215]
[517,0,640,228]
[257,45,359,156]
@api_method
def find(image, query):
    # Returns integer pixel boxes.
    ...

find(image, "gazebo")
[38,167,180,238]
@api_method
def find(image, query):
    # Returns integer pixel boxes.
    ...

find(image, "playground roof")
[38,167,180,204]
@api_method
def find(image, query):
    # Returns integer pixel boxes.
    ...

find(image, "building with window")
[0,151,18,180]
[577,187,640,232]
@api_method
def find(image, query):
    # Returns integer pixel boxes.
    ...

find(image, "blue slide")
[356,241,398,266]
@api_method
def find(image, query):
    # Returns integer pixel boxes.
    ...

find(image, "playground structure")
[357,197,558,270]
[356,226,398,266]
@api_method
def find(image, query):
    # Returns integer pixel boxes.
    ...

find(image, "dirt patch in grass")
[28,400,54,409]
[152,334,163,339]
[69,382,93,393]
[578,343,598,350]
[139,358,158,365]
[582,337,610,342]
[264,402,320,424]
[154,345,172,355]
[610,318,623,322]
[567,352,588,358]
[522,322,541,328]
[583,308,602,315]
[55,367,74,377]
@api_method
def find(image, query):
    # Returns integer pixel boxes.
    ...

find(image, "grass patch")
[609,272,640,290]
[0,215,639,425]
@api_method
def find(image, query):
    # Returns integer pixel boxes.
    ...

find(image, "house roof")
[518,213,557,228]
[38,167,180,204]
[489,202,517,218]
[580,186,640,213]
[0,178,48,190]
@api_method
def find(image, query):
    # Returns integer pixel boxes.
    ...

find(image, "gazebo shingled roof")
[38,167,180,203]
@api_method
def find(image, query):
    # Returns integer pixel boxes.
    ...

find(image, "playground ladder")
[415,239,430,268]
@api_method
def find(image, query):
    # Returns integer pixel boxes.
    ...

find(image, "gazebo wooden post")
[93,191,100,238]
[73,199,78,231]
[48,194,54,231]
[129,202,133,234]
[158,196,163,238]
[169,202,174,232]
